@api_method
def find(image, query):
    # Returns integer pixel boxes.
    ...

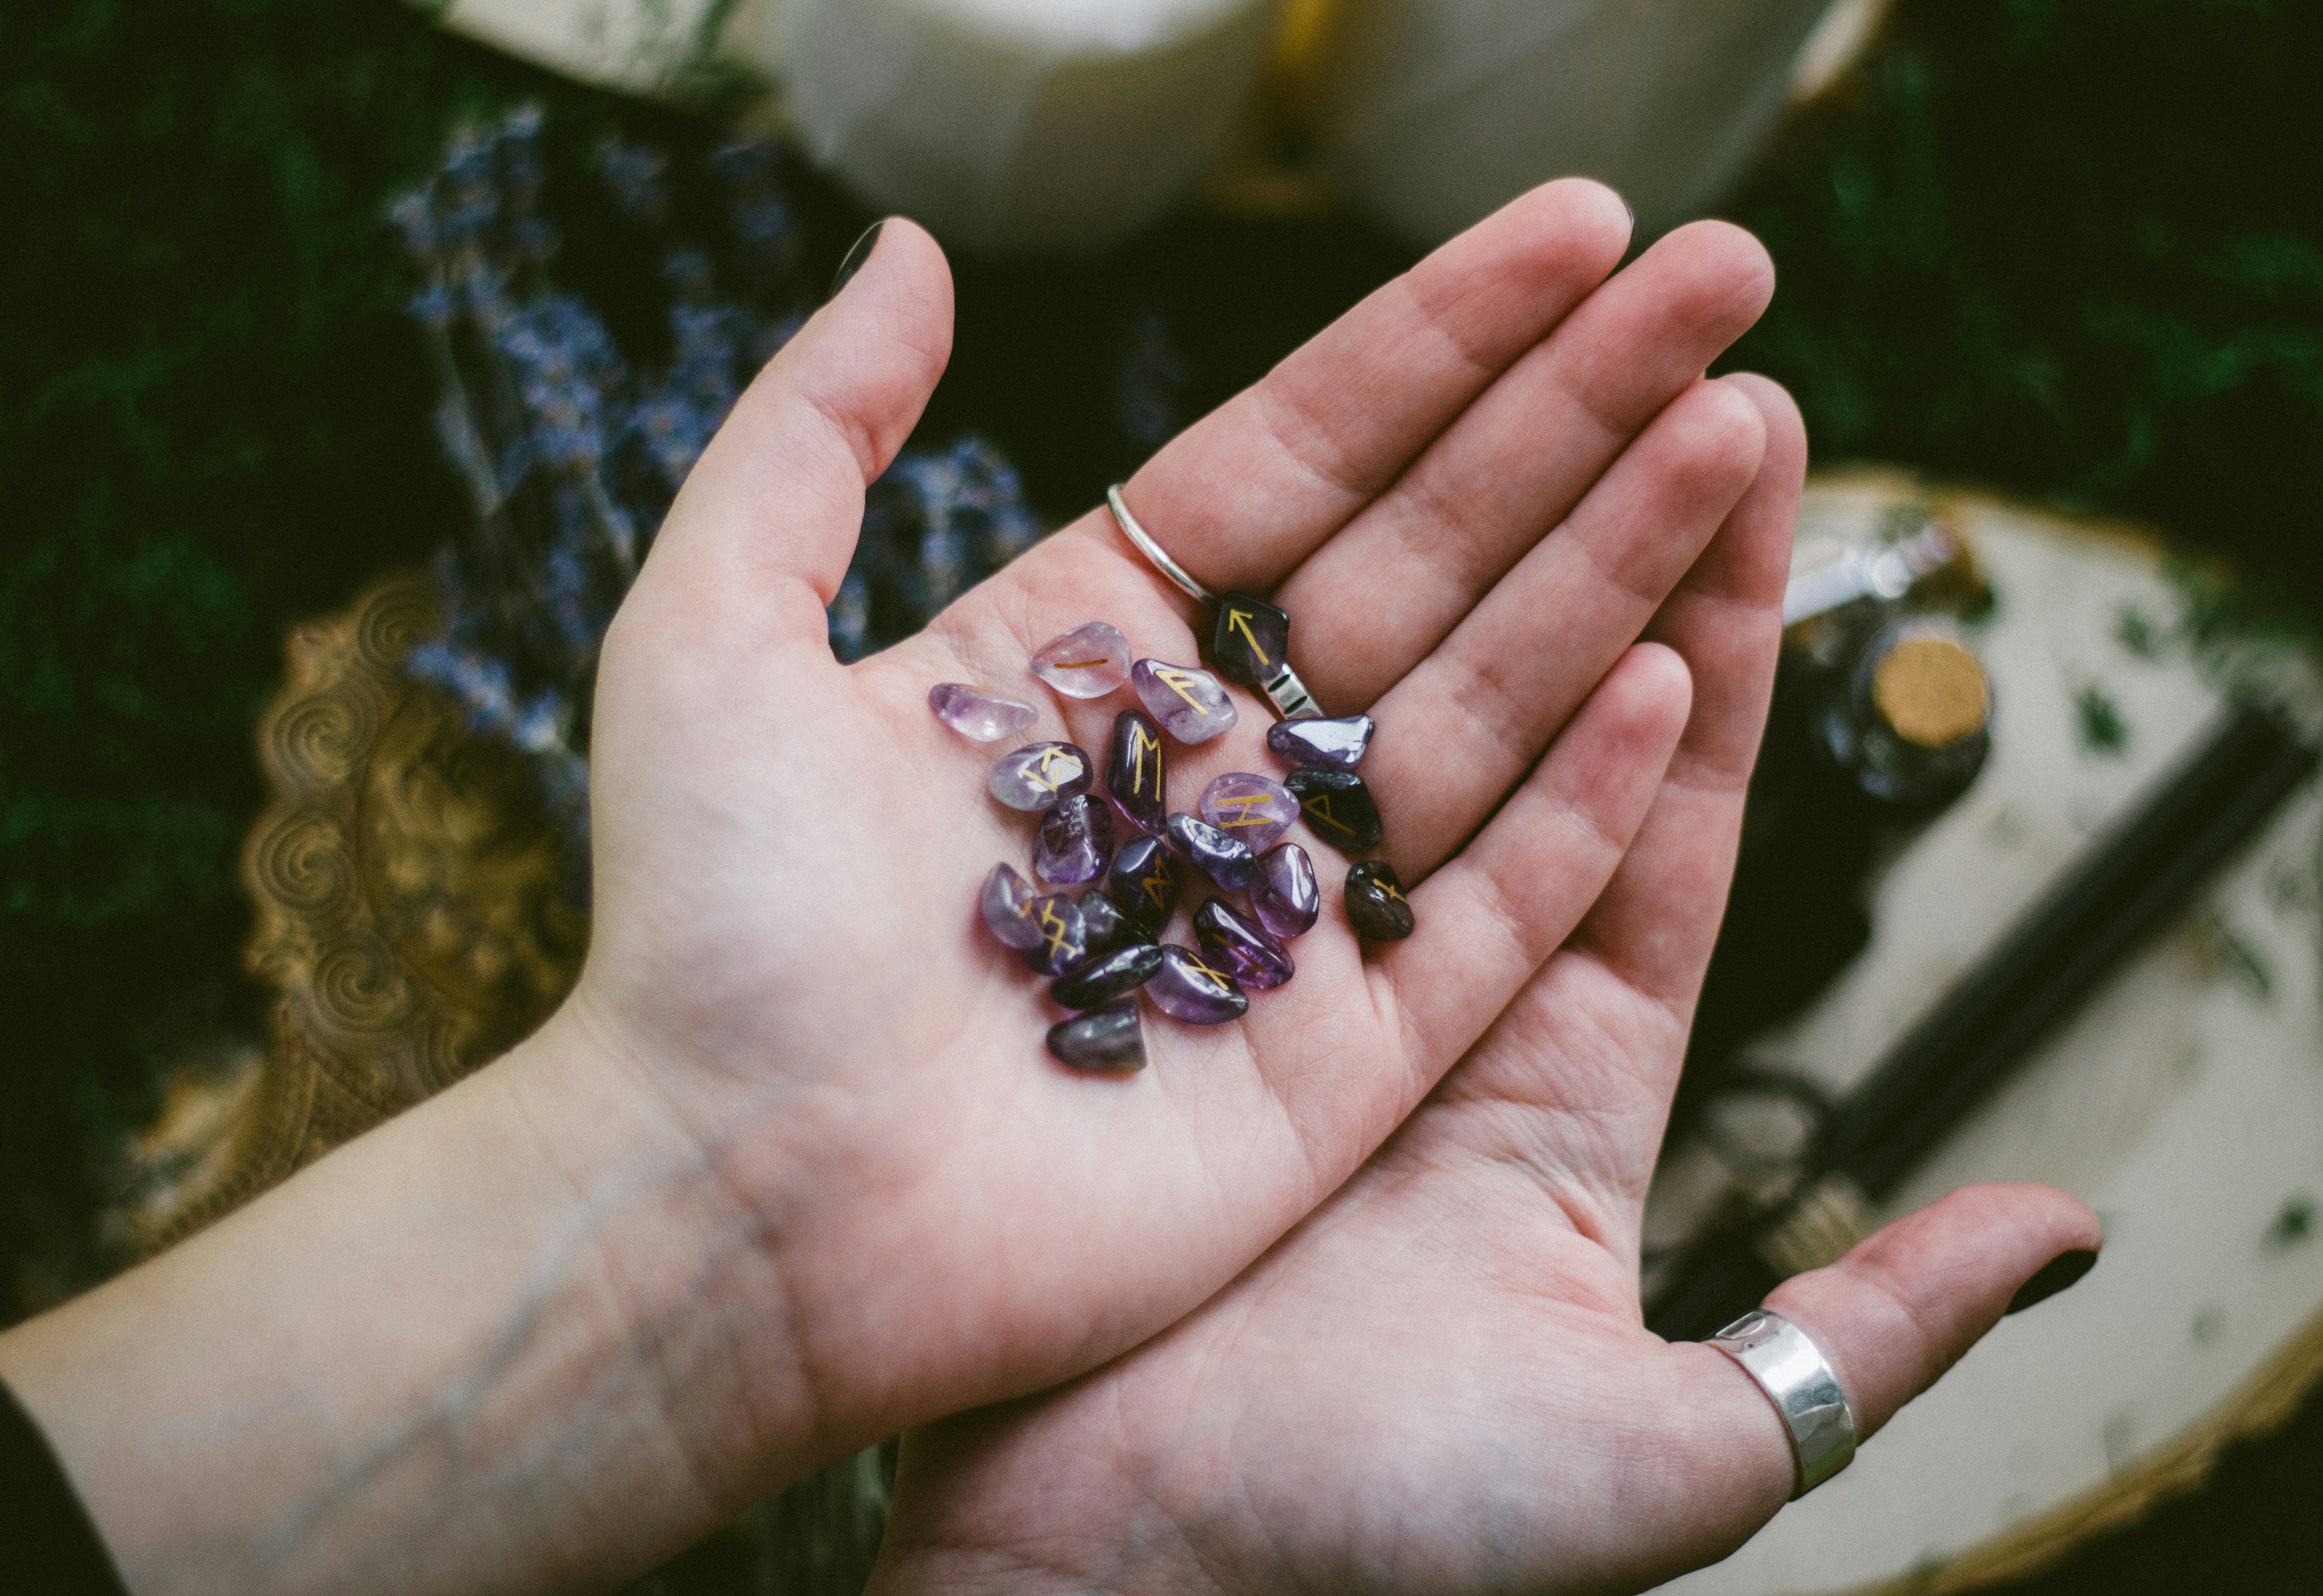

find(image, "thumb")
[641,218,955,640]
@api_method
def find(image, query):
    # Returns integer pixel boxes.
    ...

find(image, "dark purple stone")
[1077,889,1153,958]
[1104,708,1168,834]
[1051,942,1165,1010]
[1146,945,1249,1025]
[1345,861,1415,942]
[1268,713,1375,770]
[1018,894,1090,974]
[989,741,1094,811]
[980,861,1045,950]
[1285,767,1384,852]
[1035,793,1113,885]
[1193,898,1295,992]
[1165,812,1258,892]
[1251,843,1321,940]
[1106,835,1183,934]
[1046,999,1146,1072]
[1207,592,1291,688]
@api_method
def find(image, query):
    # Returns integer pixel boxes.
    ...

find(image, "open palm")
[864,389,2104,1594]
[557,182,1823,1500]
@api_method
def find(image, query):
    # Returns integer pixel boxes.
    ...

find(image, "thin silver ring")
[1107,485,1214,604]
[1707,1309,1858,1498]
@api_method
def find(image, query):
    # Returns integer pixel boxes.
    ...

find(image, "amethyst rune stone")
[1193,898,1295,992]
[1267,713,1375,770]
[1035,793,1114,885]
[989,741,1093,811]
[1131,659,1237,744]
[979,862,1046,950]
[1077,889,1154,958]
[1198,772,1298,854]
[1345,861,1415,942]
[1105,709,1168,835]
[929,683,1038,743]
[1285,767,1384,852]
[1146,945,1249,1025]
[1207,593,1292,689]
[1165,812,1258,893]
[1252,843,1321,940]
[1030,622,1132,699]
[1051,942,1165,1010]
[1106,834,1183,933]
[1046,999,1146,1072]
[1019,894,1090,974]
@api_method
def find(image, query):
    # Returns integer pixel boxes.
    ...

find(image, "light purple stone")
[1130,659,1237,744]
[979,861,1045,950]
[930,682,1038,742]
[989,741,1094,811]
[1194,897,1294,992]
[1030,622,1132,699]
[1145,944,1249,1025]
[1199,772,1298,854]
[1252,843,1320,940]
[1035,793,1114,885]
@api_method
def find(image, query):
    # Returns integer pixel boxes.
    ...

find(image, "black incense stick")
[1649,701,2318,1341]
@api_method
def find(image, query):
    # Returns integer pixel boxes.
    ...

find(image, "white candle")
[769,0,1283,254]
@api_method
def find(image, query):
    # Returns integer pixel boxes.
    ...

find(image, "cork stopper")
[1872,635,1989,748]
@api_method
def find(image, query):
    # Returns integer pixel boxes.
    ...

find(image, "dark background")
[5,0,2322,1587]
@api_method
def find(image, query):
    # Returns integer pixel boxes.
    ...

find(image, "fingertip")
[1647,218,1777,325]
[1615,640,1696,747]
[1716,373,1806,477]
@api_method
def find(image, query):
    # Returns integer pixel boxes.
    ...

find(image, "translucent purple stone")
[929,682,1038,743]
[1165,812,1258,893]
[989,741,1094,811]
[1252,843,1320,939]
[1145,945,1249,1025]
[1267,713,1374,770]
[1030,622,1131,699]
[1077,889,1153,958]
[1019,893,1090,974]
[1106,834,1182,934]
[979,861,1045,950]
[1345,861,1415,942]
[1105,708,1168,835]
[1198,772,1298,854]
[1035,793,1114,885]
[1050,942,1164,1010]
[1046,999,1146,1071]
[1193,898,1294,992]
[1130,659,1237,744]
[1208,593,1291,688]
[1285,767,1384,851]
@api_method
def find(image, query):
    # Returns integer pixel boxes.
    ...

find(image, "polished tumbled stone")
[1208,593,1291,688]
[929,682,1038,743]
[1198,772,1298,854]
[1268,713,1374,770]
[1046,999,1146,1071]
[1131,659,1237,744]
[1106,834,1183,934]
[1105,708,1169,835]
[1251,843,1321,940]
[989,741,1094,811]
[1285,767,1384,852]
[1194,897,1295,992]
[1035,793,1114,885]
[1019,893,1090,975]
[1345,861,1415,942]
[1146,945,1249,1025]
[1165,811,1259,893]
[979,861,1046,950]
[1075,888,1152,959]
[1030,621,1132,699]
[1051,942,1165,1010]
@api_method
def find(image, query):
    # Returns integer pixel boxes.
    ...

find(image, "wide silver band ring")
[1707,1309,1858,1498]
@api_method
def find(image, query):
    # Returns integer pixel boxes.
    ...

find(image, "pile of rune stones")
[929,591,1415,1072]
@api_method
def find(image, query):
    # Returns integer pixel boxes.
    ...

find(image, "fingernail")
[828,220,885,302]
[2005,1248,2099,1315]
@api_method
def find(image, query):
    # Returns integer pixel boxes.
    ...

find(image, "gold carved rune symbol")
[1211,792,1279,828]
[1380,879,1408,906]
[1052,658,1110,670]
[1028,746,1082,794]
[1140,862,1174,911]
[1184,957,1233,992]
[1151,666,1212,714]
[1304,793,1353,838]
[1037,901,1075,956]
[1125,721,1160,794]
[1225,608,1271,668]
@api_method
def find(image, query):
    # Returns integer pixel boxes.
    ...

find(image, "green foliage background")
[2,0,2320,1584]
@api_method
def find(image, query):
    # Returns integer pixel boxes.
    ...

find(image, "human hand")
[865,379,2106,1596]
[558,184,1793,1502]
